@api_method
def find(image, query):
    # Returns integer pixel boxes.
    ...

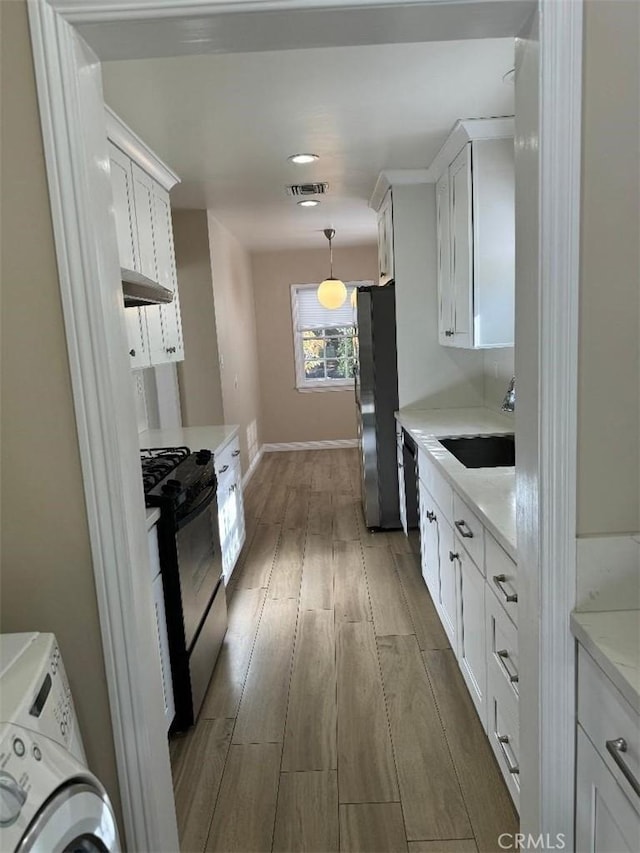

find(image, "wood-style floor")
[170,449,518,853]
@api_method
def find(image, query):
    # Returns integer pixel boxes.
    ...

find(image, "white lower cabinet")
[148,526,175,732]
[487,676,520,807]
[215,437,246,583]
[575,646,640,852]
[456,543,487,728]
[576,726,640,852]
[419,480,441,601]
[417,449,520,809]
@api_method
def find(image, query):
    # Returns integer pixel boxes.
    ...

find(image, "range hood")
[121,267,174,307]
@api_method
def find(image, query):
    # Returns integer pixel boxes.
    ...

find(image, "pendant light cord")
[324,227,336,280]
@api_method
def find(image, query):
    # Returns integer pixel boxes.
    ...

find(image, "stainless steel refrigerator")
[354,283,400,529]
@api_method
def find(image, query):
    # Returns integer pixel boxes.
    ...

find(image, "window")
[291,282,363,391]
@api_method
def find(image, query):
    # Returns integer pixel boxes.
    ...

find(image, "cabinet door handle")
[426,510,436,523]
[497,734,519,775]
[232,450,240,457]
[606,738,640,797]
[496,649,519,684]
[398,462,404,469]
[219,464,229,474]
[129,349,136,357]
[449,551,459,563]
[445,329,454,337]
[493,574,518,603]
[165,346,176,354]
[455,519,474,538]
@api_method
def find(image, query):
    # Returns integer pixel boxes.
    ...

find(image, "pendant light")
[317,228,347,309]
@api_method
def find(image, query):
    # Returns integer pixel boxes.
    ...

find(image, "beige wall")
[252,245,377,444]
[173,210,224,427]
[392,183,485,409]
[0,0,122,827]
[208,215,262,471]
[577,0,640,535]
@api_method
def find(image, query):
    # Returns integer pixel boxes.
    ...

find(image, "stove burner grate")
[140,446,190,493]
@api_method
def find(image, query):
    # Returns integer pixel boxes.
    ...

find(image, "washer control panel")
[1,634,84,763]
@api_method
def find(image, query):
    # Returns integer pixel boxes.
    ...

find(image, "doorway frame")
[27,1,582,849]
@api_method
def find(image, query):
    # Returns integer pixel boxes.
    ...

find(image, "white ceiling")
[103,38,514,250]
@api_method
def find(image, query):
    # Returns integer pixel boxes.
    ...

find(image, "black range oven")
[141,447,228,732]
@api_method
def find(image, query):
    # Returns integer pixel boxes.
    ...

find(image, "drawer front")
[487,675,520,808]
[576,725,640,852]
[418,448,453,524]
[486,585,519,699]
[486,532,518,624]
[578,647,640,804]
[215,435,241,477]
[453,492,485,574]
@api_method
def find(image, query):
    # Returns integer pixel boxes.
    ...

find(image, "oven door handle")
[176,483,217,531]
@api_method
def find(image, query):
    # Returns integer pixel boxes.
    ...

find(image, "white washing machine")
[0,633,120,852]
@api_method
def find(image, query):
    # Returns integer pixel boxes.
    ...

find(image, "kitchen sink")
[438,434,515,469]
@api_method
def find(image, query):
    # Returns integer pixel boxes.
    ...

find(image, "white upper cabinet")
[106,107,184,368]
[377,188,395,285]
[108,142,150,369]
[152,187,184,363]
[432,118,515,349]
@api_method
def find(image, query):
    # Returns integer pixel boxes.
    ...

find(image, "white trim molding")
[536,0,582,847]
[26,2,179,849]
[263,439,359,452]
[369,169,431,211]
[25,2,583,851]
[105,105,179,191]
[426,116,515,184]
[242,446,264,488]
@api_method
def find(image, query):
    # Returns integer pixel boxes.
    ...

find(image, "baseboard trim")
[242,447,264,489]
[263,439,358,452]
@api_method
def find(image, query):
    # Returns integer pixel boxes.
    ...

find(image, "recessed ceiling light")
[297,199,320,207]
[288,153,319,165]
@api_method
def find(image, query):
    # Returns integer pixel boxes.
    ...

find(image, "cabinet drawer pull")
[232,450,241,457]
[493,574,518,603]
[497,649,519,684]
[455,519,474,538]
[606,738,640,797]
[449,551,459,563]
[219,464,229,474]
[426,510,436,523]
[445,329,454,338]
[497,734,519,775]
[129,349,136,357]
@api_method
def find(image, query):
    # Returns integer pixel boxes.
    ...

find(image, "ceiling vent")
[286,182,329,197]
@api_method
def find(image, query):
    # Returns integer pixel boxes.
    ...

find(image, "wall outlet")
[493,361,499,379]
[234,374,239,390]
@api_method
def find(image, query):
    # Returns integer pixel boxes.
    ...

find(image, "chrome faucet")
[501,376,516,412]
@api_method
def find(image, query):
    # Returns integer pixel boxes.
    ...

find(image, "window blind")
[294,284,357,330]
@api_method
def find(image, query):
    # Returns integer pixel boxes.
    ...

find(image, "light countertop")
[139,424,239,456]
[571,609,640,713]
[395,406,516,559]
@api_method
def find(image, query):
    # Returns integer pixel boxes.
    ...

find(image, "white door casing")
[26,1,582,850]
